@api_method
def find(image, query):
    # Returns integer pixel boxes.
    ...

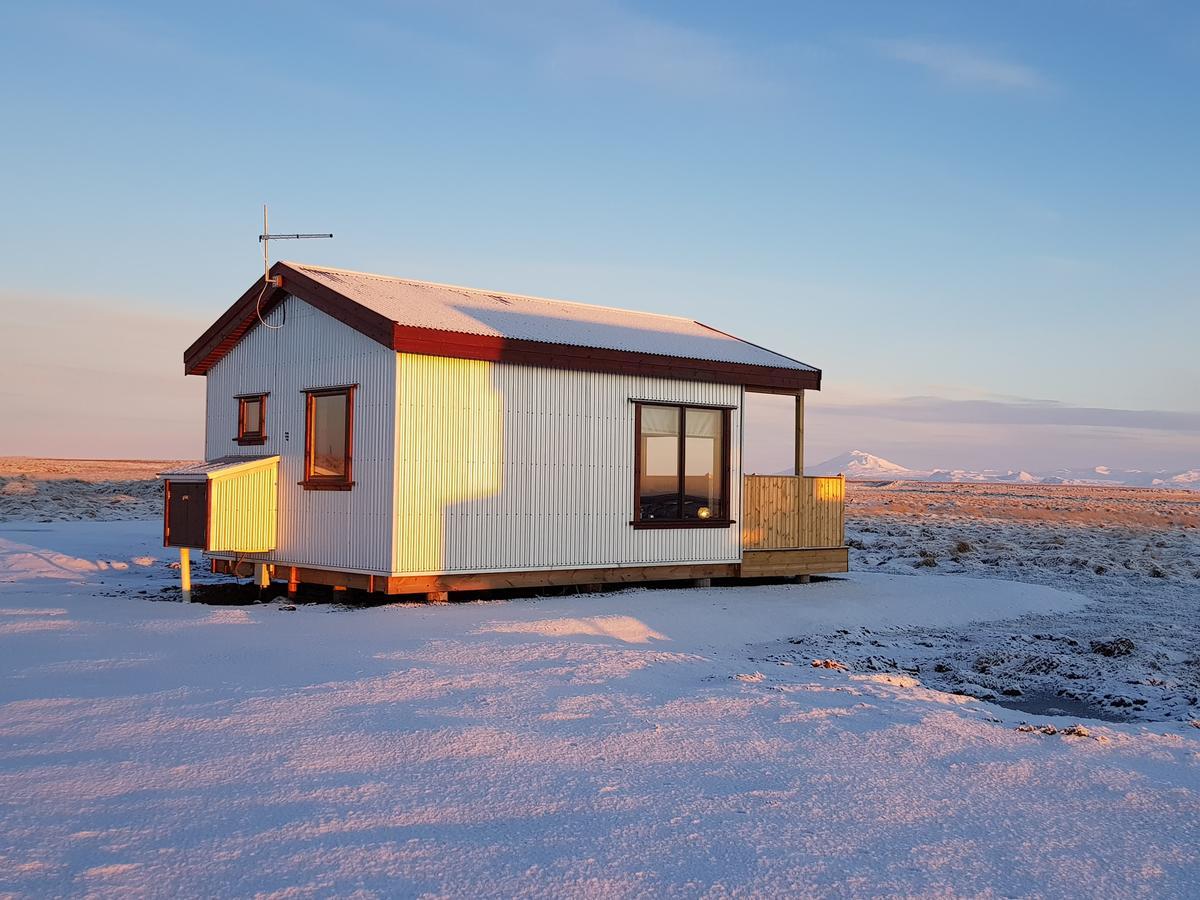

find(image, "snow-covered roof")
[285,263,817,373]
[186,263,822,391]
[158,456,279,482]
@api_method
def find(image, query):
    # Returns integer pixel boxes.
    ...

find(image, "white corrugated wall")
[204,296,396,573]
[393,353,743,574]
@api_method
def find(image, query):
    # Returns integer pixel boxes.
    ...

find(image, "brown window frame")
[234,393,268,446]
[631,400,733,529]
[300,385,356,491]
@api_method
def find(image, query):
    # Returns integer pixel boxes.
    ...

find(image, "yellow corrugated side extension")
[207,460,278,553]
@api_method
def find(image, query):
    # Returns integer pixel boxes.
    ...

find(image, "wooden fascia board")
[390,324,821,392]
[184,263,395,375]
[276,264,398,348]
[184,279,286,374]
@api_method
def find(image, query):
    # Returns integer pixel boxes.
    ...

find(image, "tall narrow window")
[302,386,355,490]
[235,394,267,445]
[684,407,722,519]
[634,402,730,527]
[638,405,681,520]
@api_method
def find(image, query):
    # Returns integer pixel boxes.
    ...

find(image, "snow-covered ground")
[0,459,186,523]
[1,471,1199,896]
[828,481,1200,723]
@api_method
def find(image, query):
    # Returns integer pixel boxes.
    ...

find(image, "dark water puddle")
[990,689,1127,723]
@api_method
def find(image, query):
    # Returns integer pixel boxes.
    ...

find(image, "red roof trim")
[184,262,821,392]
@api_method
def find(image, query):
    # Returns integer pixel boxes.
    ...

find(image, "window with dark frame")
[633,402,731,528]
[301,386,355,490]
[235,394,268,445]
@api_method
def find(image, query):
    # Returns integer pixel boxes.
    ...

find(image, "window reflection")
[636,404,726,522]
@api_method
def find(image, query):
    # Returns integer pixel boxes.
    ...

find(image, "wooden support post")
[692,577,712,588]
[794,390,805,477]
[426,591,450,603]
[255,563,270,589]
[287,566,298,599]
[179,547,192,601]
[795,574,812,584]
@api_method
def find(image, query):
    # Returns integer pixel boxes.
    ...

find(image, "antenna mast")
[259,204,333,285]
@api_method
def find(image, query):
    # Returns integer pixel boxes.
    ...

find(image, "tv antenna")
[259,204,333,284]
[255,204,333,328]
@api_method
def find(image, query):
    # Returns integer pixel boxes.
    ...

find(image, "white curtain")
[685,408,720,438]
[641,405,680,436]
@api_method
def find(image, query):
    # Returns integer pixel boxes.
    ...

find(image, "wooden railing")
[742,475,845,550]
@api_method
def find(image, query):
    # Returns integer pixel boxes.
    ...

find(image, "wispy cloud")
[538,4,767,97]
[872,39,1050,92]
[381,0,772,99]
[817,395,1200,433]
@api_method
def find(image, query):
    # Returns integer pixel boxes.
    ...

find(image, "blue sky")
[1,1,1197,471]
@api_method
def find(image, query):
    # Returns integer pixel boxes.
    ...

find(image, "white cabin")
[167,262,846,597]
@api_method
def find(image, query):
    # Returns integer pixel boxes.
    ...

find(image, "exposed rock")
[1090,638,1135,657]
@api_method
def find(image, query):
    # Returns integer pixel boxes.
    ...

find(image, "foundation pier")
[179,547,192,601]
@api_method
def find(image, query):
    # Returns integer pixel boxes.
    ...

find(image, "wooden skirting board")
[738,547,849,578]
[212,549,848,597]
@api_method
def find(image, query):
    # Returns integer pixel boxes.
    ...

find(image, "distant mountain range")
[806,449,1200,490]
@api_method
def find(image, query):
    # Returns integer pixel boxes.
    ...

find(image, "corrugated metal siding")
[393,354,742,574]
[207,462,278,553]
[204,296,396,573]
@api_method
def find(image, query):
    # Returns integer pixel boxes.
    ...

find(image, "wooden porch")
[739,474,848,577]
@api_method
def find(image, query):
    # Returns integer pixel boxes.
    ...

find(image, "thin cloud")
[817,395,1200,433]
[541,8,767,97]
[873,39,1050,92]
[394,0,772,98]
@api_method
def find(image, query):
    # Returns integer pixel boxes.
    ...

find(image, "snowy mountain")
[808,450,1199,490]
[805,450,919,479]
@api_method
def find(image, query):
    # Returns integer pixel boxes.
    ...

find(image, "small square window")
[235,394,268,445]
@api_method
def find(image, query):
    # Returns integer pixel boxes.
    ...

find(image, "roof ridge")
[281,261,703,325]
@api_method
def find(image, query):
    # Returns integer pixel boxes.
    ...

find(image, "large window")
[633,402,730,527]
[235,393,267,445]
[302,386,355,490]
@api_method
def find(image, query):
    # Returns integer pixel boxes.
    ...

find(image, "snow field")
[0,460,182,523]
[829,482,1200,723]
[1,518,1199,897]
